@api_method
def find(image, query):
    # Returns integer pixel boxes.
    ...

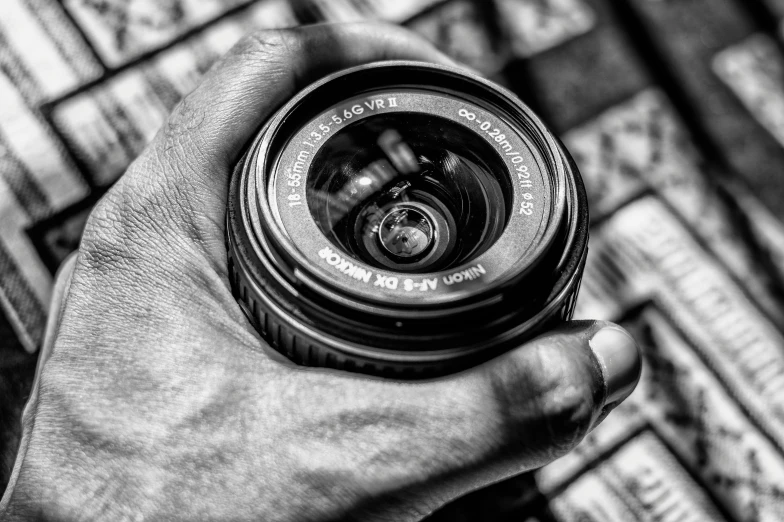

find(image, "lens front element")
[378,204,434,259]
[307,113,511,273]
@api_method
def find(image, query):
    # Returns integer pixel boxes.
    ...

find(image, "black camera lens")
[227,61,588,378]
[307,113,510,273]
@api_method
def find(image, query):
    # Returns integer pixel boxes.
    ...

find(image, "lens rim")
[249,63,567,312]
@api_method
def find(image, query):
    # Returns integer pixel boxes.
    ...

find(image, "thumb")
[467,321,642,462]
[96,23,457,263]
[388,321,641,517]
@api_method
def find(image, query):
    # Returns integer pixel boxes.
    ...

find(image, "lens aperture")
[378,205,434,259]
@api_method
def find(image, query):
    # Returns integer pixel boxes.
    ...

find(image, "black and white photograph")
[1,0,784,520]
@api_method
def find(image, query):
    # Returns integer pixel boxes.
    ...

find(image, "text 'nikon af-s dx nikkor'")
[227,61,588,378]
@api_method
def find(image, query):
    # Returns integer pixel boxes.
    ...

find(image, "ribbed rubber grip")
[227,245,587,379]
[228,252,442,377]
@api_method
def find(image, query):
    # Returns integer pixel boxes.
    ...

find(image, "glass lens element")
[378,205,434,259]
[307,113,512,273]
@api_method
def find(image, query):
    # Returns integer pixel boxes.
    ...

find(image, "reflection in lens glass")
[307,113,512,273]
[378,205,434,259]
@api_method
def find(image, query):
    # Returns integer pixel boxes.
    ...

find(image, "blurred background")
[3,0,784,519]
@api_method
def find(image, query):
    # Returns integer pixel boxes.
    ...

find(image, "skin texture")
[0,23,638,521]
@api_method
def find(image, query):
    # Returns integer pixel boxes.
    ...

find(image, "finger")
[163,22,458,165]
[37,252,78,375]
[26,251,77,429]
[116,23,457,249]
[462,321,641,459]
[376,321,641,515]
[0,253,80,512]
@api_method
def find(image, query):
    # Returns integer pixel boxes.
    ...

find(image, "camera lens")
[307,113,510,273]
[227,61,588,377]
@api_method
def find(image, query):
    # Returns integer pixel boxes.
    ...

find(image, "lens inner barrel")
[305,112,513,273]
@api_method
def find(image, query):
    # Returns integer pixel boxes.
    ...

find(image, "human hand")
[0,23,641,521]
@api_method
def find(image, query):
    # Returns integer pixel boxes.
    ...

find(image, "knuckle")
[161,94,217,171]
[80,175,169,271]
[78,152,217,276]
[491,343,595,454]
[164,94,206,149]
[79,191,133,270]
[535,378,594,452]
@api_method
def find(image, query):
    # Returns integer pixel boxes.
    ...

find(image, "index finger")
[173,22,458,165]
[115,23,457,251]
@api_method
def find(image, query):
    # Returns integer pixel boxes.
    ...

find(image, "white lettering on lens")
[293,150,310,174]
[388,97,398,107]
[374,274,399,290]
[403,278,438,292]
[318,247,372,283]
[354,267,371,283]
[457,107,536,216]
[443,264,486,285]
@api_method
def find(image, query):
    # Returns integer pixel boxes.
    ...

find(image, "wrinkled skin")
[0,23,637,521]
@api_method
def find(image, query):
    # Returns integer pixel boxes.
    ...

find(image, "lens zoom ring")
[227,245,585,379]
[228,251,430,376]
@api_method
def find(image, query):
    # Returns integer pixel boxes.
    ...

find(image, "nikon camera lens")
[226,61,588,378]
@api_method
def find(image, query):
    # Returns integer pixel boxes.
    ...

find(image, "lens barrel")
[227,61,588,378]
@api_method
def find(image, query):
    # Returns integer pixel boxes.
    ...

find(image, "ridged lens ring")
[227,61,588,378]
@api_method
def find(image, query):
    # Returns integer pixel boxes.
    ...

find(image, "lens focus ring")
[227,239,586,377]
